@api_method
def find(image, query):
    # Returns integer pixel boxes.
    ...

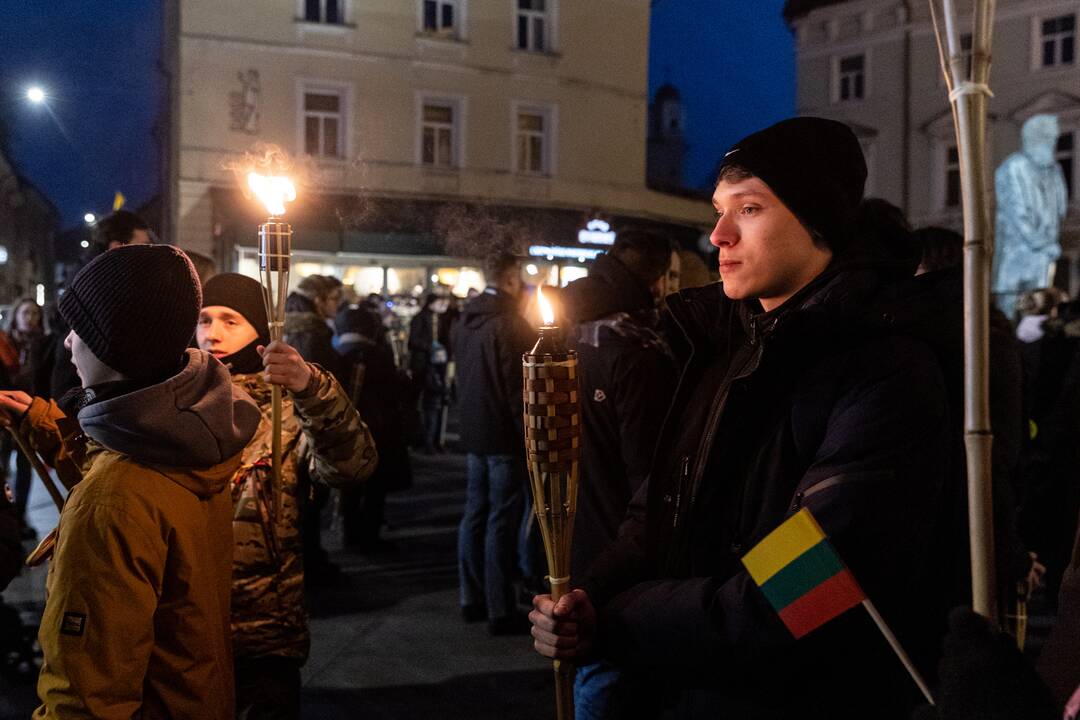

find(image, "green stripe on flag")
[759,540,845,611]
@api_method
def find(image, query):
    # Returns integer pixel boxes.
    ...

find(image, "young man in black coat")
[529,117,953,719]
[561,230,679,717]
[455,252,536,634]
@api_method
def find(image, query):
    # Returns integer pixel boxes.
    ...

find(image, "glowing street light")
[83,213,96,224]
[26,86,46,104]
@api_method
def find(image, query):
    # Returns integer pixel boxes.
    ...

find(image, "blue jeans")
[519,492,546,584]
[574,660,625,720]
[458,453,526,619]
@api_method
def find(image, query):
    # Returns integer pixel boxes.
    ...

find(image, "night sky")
[0,0,794,230]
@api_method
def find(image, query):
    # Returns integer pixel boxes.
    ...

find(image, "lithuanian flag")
[741,508,865,639]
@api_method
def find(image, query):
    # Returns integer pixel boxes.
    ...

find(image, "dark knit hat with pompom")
[58,245,202,381]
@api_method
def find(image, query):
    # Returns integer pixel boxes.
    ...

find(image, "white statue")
[993,114,1069,316]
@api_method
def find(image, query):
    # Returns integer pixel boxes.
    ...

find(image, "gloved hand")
[911,607,1057,720]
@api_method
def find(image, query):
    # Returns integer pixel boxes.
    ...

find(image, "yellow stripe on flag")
[742,508,827,585]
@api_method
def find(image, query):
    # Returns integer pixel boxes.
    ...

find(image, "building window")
[516,109,549,174]
[1041,14,1076,67]
[1059,132,1076,200]
[945,145,961,208]
[303,90,343,158]
[517,0,548,52]
[837,54,865,101]
[423,0,457,35]
[305,0,343,24]
[422,102,457,167]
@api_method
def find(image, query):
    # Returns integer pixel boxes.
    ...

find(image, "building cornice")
[180,32,645,102]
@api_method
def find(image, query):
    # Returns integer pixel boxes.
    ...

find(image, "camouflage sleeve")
[291,363,378,488]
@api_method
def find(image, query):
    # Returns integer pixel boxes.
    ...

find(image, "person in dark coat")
[336,304,413,551]
[454,252,535,634]
[529,118,953,719]
[408,294,451,453]
[561,231,679,717]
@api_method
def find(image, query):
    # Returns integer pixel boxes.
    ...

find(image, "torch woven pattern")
[524,357,581,471]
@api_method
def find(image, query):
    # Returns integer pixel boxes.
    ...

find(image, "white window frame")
[298,0,349,25]
[418,0,466,39]
[831,51,868,103]
[415,93,467,169]
[514,0,557,54]
[1032,11,1077,69]
[931,141,963,213]
[511,101,557,176]
[296,80,352,161]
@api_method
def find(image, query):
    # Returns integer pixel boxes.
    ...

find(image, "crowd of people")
[0,116,1078,719]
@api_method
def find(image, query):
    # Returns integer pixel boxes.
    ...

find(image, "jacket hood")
[462,288,519,329]
[563,254,655,323]
[77,349,261,489]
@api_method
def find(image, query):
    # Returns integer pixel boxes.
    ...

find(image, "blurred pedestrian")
[409,294,451,453]
[197,273,377,719]
[0,245,260,719]
[336,304,412,552]
[454,252,534,635]
[561,229,679,718]
[0,299,44,536]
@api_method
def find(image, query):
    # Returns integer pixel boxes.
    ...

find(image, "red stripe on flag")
[777,568,865,639]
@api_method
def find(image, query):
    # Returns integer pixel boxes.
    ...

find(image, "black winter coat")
[562,254,678,581]
[454,289,534,456]
[583,264,952,719]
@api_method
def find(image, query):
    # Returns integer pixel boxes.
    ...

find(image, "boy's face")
[196,306,259,358]
[65,330,121,388]
[710,175,833,312]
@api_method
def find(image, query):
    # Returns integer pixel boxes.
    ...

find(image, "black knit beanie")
[201,273,271,341]
[718,117,867,250]
[58,244,201,382]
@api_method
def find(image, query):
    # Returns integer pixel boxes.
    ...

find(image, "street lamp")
[84,213,96,224]
[26,86,45,104]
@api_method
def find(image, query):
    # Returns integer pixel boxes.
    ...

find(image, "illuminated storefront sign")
[577,219,616,245]
[528,245,604,261]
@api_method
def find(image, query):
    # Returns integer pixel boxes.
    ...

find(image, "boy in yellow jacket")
[0,246,261,719]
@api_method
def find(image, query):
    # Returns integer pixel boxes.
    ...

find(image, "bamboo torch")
[523,285,580,720]
[928,0,999,623]
[5,426,68,566]
[248,172,296,513]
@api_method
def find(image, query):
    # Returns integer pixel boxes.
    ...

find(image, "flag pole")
[861,600,935,706]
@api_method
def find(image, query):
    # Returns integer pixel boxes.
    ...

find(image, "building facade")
[164,0,710,294]
[0,149,59,310]
[786,0,1080,288]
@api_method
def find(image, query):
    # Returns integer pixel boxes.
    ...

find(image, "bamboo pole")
[6,427,64,512]
[929,0,998,623]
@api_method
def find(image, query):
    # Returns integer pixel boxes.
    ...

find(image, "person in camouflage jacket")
[196,273,377,720]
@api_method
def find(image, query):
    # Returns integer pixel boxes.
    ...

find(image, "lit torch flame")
[247,172,296,217]
[537,284,556,327]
